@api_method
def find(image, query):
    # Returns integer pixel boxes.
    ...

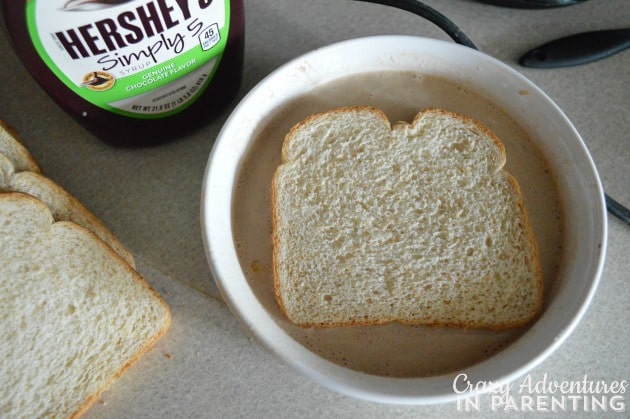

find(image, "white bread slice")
[0,192,170,418]
[0,120,41,173]
[272,107,542,329]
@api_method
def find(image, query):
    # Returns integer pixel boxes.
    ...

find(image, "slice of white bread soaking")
[0,193,170,418]
[272,107,542,329]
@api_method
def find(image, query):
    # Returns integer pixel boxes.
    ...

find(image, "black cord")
[606,194,630,226]
[354,0,477,49]
[354,0,630,226]
[475,0,588,8]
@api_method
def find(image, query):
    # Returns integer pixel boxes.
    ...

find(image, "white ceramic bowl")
[201,36,607,404]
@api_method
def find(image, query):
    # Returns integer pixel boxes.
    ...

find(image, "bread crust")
[271,106,543,330]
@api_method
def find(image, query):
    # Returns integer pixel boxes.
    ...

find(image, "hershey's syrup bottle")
[1,0,244,146]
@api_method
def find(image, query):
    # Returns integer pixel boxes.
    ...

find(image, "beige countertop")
[1,0,628,417]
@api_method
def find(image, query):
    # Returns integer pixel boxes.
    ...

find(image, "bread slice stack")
[0,121,135,267]
[0,121,170,417]
[272,107,542,329]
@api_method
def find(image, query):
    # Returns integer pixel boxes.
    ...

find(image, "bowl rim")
[200,35,607,405]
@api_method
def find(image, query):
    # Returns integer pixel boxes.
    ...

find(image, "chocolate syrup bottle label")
[26,0,230,119]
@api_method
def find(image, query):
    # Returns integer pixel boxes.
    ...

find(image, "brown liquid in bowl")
[232,71,565,377]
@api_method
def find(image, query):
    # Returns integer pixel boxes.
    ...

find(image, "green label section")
[81,47,220,105]
[26,1,230,119]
